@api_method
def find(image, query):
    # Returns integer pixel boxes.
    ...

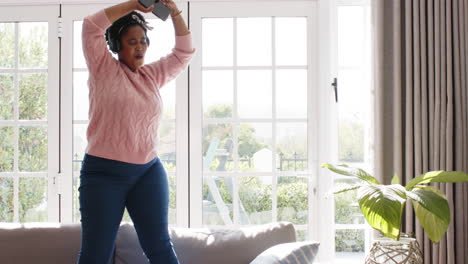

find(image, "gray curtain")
[373,0,468,263]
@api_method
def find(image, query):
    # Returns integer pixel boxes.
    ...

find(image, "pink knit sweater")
[82,10,195,164]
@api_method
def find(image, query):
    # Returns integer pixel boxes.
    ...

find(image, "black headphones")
[105,23,150,53]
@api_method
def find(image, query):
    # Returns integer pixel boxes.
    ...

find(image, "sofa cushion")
[0,223,83,264]
[250,241,320,264]
[115,221,296,264]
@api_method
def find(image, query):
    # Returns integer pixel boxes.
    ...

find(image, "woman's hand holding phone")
[160,0,180,17]
[136,0,173,21]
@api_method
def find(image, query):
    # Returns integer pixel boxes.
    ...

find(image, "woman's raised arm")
[160,0,190,36]
[104,0,154,24]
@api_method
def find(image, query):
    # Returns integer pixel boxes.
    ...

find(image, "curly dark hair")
[105,11,150,53]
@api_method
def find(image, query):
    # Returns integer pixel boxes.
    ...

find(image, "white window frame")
[189,1,336,262]
[332,0,373,262]
[0,4,61,222]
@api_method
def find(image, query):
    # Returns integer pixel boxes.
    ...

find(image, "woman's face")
[118,25,148,72]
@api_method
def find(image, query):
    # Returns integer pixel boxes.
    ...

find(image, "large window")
[0,6,60,223]
[0,1,374,262]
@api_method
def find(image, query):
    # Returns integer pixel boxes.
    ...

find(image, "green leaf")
[333,184,364,195]
[412,185,446,198]
[408,188,450,243]
[321,163,379,184]
[406,188,449,225]
[357,184,407,240]
[406,171,468,190]
[391,173,400,185]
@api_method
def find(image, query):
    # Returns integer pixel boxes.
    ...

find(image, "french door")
[189,0,330,245]
[0,5,60,222]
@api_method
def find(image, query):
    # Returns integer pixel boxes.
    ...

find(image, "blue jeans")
[77,154,179,264]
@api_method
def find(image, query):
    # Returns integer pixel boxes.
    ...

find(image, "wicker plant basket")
[365,237,423,264]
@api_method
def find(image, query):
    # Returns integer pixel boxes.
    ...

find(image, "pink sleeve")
[82,9,117,75]
[145,33,196,89]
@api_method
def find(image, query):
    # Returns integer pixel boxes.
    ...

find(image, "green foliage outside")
[201,104,366,248]
[335,179,364,225]
[0,75,14,120]
[334,180,366,252]
[277,177,308,223]
[0,178,13,222]
[0,22,48,222]
[339,121,364,162]
[335,229,365,252]
[19,178,47,221]
[0,23,15,68]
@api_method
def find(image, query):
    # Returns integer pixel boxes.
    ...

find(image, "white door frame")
[0,4,61,222]
[188,2,337,256]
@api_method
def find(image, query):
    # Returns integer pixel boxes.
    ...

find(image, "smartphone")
[138,0,155,9]
[138,0,170,21]
[152,1,171,21]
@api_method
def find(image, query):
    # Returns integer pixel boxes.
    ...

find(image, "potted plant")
[321,163,468,263]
